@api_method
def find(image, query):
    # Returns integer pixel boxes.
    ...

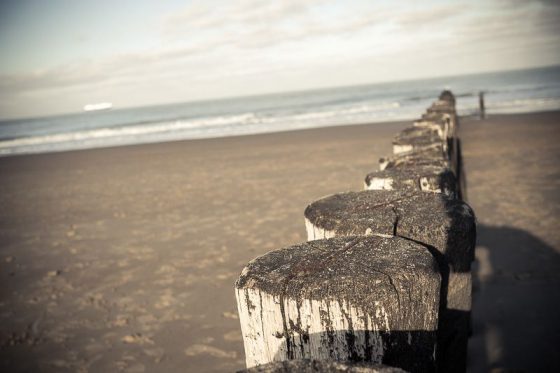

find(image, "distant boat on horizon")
[83,102,112,112]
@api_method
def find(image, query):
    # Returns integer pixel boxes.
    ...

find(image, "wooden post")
[381,127,459,185]
[392,126,446,155]
[304,190,475,372]
[392,135,446,156]
[378,146,451,172]
[413,119,449,140]
[420,113,458,139]
[237,359,407,372]
[415,96,461,197]
[235,236,441,373]
[364,166,457,198]
[422,101,457,137]
[438,90,456,106]
[426,102,456,116]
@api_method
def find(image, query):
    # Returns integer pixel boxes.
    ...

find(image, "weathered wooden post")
[391,126,447,155]
[413,118,450,140]
[364,165,457,198]
[235,236,441,373]
[237,359,408,372]
[382,99,462,198]
[426,100,456,116]
[421,95,463,200]
[416,112,456,134]
[304,190,475,372]
[439,90,456,106]
[378,147,451,172]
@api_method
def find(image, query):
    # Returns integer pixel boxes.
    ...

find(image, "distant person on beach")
[479,91,486,119]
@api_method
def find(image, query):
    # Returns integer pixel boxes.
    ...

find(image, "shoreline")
[0,117,412,159]
[1,109,559,159]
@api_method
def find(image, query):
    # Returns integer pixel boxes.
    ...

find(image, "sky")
[0,0,559,119]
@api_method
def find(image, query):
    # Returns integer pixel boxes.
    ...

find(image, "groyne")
[235,91,475,372]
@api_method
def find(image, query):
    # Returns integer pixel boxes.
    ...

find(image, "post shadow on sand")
[435,136,474,372]
[468,224,560,372]
[0,350,41,373]
[272,330,438,373]
[454,136,560,371]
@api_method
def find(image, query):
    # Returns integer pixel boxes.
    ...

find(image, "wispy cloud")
[395,4,468,27]
[162,0,323,35]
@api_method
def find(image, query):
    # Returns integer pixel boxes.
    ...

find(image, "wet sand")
[0,121,404,372]
[1,111,558,372]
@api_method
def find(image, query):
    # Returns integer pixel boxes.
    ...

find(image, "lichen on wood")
[303,190,476,372]
[235,236,440,372]
[364,166,457,198]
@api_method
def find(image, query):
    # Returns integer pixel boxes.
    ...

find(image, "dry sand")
[460,111,560,372]
[0,121,403,372]
[0,111,558,372]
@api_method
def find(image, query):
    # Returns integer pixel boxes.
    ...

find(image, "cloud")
[162,0,323,35]
[1,0,559,119]
[0,39,230,96]
[396,4,468,27]
[452,1,560,46]
[0,1,390,98]
[161,0,399,50]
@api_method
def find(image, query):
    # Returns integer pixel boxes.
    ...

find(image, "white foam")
[0,102,414,156]
[3,85,558,157]
[457,97,560,116]
[0,113,257,155]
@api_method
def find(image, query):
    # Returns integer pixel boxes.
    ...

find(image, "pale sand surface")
[460,111,560,372]
[0,121,404,372]
[1,112,558,373]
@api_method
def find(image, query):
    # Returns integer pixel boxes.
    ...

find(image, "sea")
[1,65,559,156]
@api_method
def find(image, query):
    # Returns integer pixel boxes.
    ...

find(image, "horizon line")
[1,63,558,122]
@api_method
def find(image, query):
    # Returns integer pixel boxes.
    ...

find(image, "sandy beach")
[460,111,560,372]
[0,121,403,372]
[1,111,559,372]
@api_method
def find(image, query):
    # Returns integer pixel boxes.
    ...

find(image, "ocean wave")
[0,113,258,150]
[487,97,560,113]
[0,101,412,156]
[261,101,401,123]
[3,66,559,156]
[455,97,560,116]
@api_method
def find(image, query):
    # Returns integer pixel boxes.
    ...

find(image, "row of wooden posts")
[234,91,476,373]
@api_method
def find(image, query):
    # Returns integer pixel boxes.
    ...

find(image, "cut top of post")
[426,106,456,116]
[304,190,475,271]
[379,146,451,171]
[364,165,457,198]
[420,112,458,132]
[394,126,445,142]
[438,90,456,106]
[414,116,454,139]
[431,99,455,109]
[392,132,446,155]
[236,235,441,329]
[235,236,441,371]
